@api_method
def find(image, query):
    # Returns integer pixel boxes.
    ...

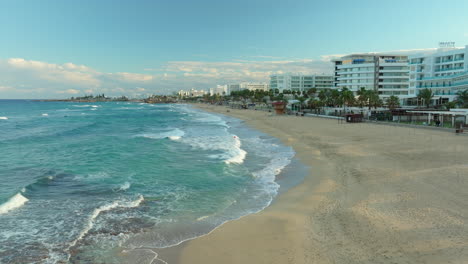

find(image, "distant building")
[409,45,468,104]
[209,85,229,96]
[224,83,270,95]
[332,54,410,101]
[178,88,207,97]
[269,74,333,93]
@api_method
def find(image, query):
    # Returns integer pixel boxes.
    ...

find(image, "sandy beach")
[158,104,468,264]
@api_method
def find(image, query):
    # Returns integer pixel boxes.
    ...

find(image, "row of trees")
[418,88,468,109]
[197,87,468,111]
[226,87,399,110]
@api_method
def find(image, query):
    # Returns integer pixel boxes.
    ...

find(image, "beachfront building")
[269,74,333,93]
[228,82,269,93]
[209,85,229,96]
[409,45,468,105]
[178,88,207,97]
[333,54,410,102]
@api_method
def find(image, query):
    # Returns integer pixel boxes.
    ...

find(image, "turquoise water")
[0,100,297,263]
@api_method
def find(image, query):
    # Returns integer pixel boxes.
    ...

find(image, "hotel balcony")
[417,81,468,89]
[434,66,464,72]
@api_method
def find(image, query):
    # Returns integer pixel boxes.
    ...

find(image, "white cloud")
[57,89,80,94]
[111,72,154,82]
[0,57,334,99]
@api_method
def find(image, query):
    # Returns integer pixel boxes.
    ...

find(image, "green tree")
[455,90,468,108]
[330,89,342,107]
[417,88,434,108]
[386,95,400,110]
[368,90,382,109]
[340,88,355,109]
[297,96,307,111]
[444,101,457,110]
[307,88,317,98]
[356,87,369,108]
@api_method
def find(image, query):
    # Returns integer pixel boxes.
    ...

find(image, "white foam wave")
[73,171,110,181]
[0,117,8,120]
[0,193,29,215]
[68,195,144,248]
[119,182,131,191]
[196,215,210,221]
[252,150,294,184]
[181,134,247,164]
[138,128,185,141]
[225,136,247,164]
[42,113,48,116]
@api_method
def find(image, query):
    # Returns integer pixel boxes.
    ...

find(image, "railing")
[438,59,453,63]
[435,67,464,72]
[410,61,423,64]
[421,72,468,80]
[417,81,468,89]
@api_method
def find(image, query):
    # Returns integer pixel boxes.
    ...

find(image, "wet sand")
[158,104,468,264]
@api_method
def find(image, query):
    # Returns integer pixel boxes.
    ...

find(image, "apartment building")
[228,83,269,93]
[333,54,410,100]
[269,74,333,93]
[409,45,468,104]
[178,89,207,97]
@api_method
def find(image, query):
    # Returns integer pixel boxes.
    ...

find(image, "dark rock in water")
[0,242,49,264]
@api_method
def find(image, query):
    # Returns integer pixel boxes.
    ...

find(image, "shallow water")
[0,100,302,263]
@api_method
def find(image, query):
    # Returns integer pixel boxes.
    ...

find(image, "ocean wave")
[73,171,110,181]
[41,113,49,116]
[225,135,247,164]
[72,105,99,108]
[117,182,131,191]
[137,128,185,141]
[0,116,8,120]
[181,134,247,164]
[68,195,144,249]
[0,193,29,215]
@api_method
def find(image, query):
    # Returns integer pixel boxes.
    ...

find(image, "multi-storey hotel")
[228,82,269,93]
[178,88,207,97]
[333,54,410,100]
[269,74,333,93]
[409,45,468,104]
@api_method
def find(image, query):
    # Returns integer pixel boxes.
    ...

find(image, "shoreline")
[158,103,468,264]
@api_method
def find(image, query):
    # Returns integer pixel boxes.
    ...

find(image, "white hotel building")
[409,45,468,104]
[228,82,270,93]
[178,88,207,97]
[269,74,333,93]
[333,54,410,101]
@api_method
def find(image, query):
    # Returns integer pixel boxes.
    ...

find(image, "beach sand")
[158,104,468,264]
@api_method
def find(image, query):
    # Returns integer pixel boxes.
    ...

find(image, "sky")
[1,0,468,99]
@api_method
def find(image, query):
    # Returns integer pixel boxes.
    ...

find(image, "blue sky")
[1,0,468,98]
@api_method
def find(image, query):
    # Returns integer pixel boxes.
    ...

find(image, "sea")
[0,100,304,263]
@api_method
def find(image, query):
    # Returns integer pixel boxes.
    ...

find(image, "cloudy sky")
[1,0,468,98]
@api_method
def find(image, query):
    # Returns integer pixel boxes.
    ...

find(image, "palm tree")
[318,89,330,106]
[417,88,434,108]
[356,87,369,108]
[367,90,382,109]
[340,88,355,109]
[444,101,457,110]
[455,90,468,108]
[297,96,307,111]
[330,89,342,107]
[307,88,317,98]
[386,95,400,110]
